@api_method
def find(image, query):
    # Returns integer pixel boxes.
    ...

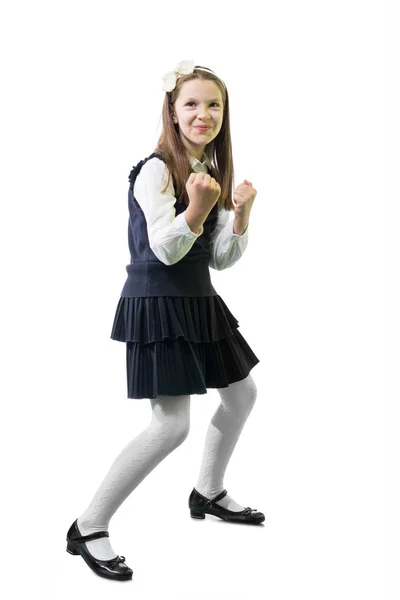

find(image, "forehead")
[178,78,223,102]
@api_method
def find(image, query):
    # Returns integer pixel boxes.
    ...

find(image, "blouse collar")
[187,142,214,172]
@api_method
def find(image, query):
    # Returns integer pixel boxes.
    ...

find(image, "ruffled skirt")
[110,295,260,399]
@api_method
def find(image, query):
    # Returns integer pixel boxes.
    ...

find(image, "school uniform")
[110,150,260,399]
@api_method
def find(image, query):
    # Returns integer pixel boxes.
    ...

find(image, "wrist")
[185,206,205,234]
[233,217,249,236]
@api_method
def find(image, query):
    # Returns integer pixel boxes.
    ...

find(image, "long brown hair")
[154,66,235,211]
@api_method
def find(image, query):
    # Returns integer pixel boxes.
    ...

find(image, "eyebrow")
[184,97,222,102]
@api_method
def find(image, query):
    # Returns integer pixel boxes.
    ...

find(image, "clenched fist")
[233,179,257,222]
[186,171,221,213]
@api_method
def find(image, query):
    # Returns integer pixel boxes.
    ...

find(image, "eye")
[186,101,220,107]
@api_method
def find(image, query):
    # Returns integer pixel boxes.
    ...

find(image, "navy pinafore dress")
[110,152,260,399]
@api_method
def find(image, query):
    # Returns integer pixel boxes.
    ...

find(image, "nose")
[197,106,211,120]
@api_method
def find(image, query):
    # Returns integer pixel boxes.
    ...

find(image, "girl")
[66,60,263,582]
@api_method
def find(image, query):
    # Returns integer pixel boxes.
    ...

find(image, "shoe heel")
[190,508,205,519]
[66,541,79,555]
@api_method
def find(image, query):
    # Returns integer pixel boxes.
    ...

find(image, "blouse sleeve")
[133,157,204,266]
[208,205,249,270]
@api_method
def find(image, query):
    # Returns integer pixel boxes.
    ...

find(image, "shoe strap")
[205,489,228,506]
[73,530,109,543]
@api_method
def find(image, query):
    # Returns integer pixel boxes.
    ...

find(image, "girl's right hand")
[185,172,221,212]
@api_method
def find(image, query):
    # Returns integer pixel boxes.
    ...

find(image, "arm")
[185,193,212,235]
[209,205,249,271]
[133,158,203,266]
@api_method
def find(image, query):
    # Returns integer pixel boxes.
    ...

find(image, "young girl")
[66,60,263,582]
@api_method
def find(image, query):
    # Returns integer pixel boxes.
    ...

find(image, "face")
[172,79,224,161]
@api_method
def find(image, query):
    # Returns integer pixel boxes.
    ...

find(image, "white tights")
[76,373,257,560]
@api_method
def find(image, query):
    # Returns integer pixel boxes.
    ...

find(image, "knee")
[175,420,190,446]
[156,418,190,450]
[150,394,190,449]
[219,373,258,413]
[168,420,190,449]
[246,374,258,406]
[241,375,257,414]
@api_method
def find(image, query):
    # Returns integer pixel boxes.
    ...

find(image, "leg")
[195,373,257,511]
[76,393,190,559]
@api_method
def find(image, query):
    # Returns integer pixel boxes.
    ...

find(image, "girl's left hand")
[233,179,257,221]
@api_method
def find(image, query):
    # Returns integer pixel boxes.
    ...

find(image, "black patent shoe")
[188,488,265,524]
[66,519,133,581]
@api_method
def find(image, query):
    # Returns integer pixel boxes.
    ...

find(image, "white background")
[0,0,395,598]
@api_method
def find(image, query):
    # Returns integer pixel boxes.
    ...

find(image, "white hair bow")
[161,60,195,92]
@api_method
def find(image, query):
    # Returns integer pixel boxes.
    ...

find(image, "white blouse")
[133,151,249,270]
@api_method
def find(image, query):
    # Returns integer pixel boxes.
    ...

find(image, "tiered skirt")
[110,295,260,399]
